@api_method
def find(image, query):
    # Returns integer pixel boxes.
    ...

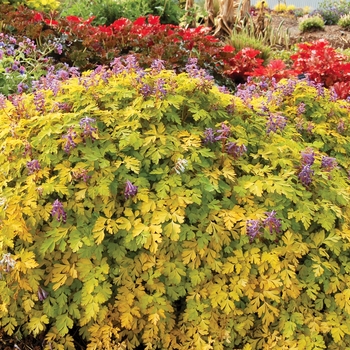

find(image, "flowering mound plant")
[1,55,350,349]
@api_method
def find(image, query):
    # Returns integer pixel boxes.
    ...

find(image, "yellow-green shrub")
[255,0,269,9]
[25,0,60,11]
[273,3,287,12]
[1,58,350,349]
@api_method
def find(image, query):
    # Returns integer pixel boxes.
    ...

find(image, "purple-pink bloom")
[301,149,315,166]
[226,142,247,159]
[51,199,67,223]
[262,211,281,234]
[215,123,231,141]
[34,91,46,112]
[62,127,77,153]
[151,59,165,73]
[298,165,314,187]
[79,117,97,141]
[321,156,337,172]
[202,128,216,144]
[266,113,287,134]
[246,219,262,242]
[124,180,138,199]
[297,102,306,115]
[38,286,49,301]
[26,159,41,174]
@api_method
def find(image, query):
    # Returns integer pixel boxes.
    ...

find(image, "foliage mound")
[298,15,325,33]
[1,55,350,349]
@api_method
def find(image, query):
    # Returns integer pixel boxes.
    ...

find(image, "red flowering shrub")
[223,47,264,84]
[247,59,297,81]
[291,39,350,89]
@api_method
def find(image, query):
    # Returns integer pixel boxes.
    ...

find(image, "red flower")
[111,18,131,30]
[147,15,160,25]
[84,16,96,25]
[248,59,297,81]
[66,15,82,23]
[222,45,235,53]
[133,16,146,26]
[44,19,59,26]
[33,12,44,22]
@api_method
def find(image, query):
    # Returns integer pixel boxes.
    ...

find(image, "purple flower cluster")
[33,64,80,95]
[0,253,16,273]
[297,102,306,115]
[62,127,77,153]
[38,286,49,301]
[151,59,165,73]
[185,58,213,81]
[80,117,97,142]
[246,211,282,242]
[298,165,314,187]
[26,159,41,174]
[263,211,282,234]
[124,180,138,199]
[301,149,315,166]
[321,156,337,172]
[34,91,46,113]
[246,219,261,242]
[203,128,216,144]
[278,79,297,96]
[266,113,287,134]
[72,169,90,182]
[154,78,167,99]
[140,83,153,97]
[226,142,247,159]
[110,55,145,76]
[202,123,247,158]
[215,123,231,141]
[51,199,67,223]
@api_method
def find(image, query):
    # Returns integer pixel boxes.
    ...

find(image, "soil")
[270,12,350,50]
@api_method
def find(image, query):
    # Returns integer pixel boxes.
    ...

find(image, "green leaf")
[55,313,74,336]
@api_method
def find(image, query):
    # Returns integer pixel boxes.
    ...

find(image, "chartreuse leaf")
[56,313,74,336]
[27,315,50,336]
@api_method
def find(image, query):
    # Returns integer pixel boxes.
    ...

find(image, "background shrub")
[311,0,350,25]
[298,15,325,33]
[338,13,350,30]
[59,0,183,25]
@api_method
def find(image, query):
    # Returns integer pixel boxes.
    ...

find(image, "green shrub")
[1,58,350,349]
[228,32,271,62]
[338,13,350,29]
[298,15,325,33]
[273,3,287,12]
[59,0,183,25]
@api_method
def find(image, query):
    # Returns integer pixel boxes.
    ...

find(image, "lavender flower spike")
[301,149,315,166]
[203,128,216,144]
[246,219,261,242]
[298,165,314,187]
[321,156,337,172]
[125,180,138,199]
[263,211,281,234]
[51,200,67,223]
